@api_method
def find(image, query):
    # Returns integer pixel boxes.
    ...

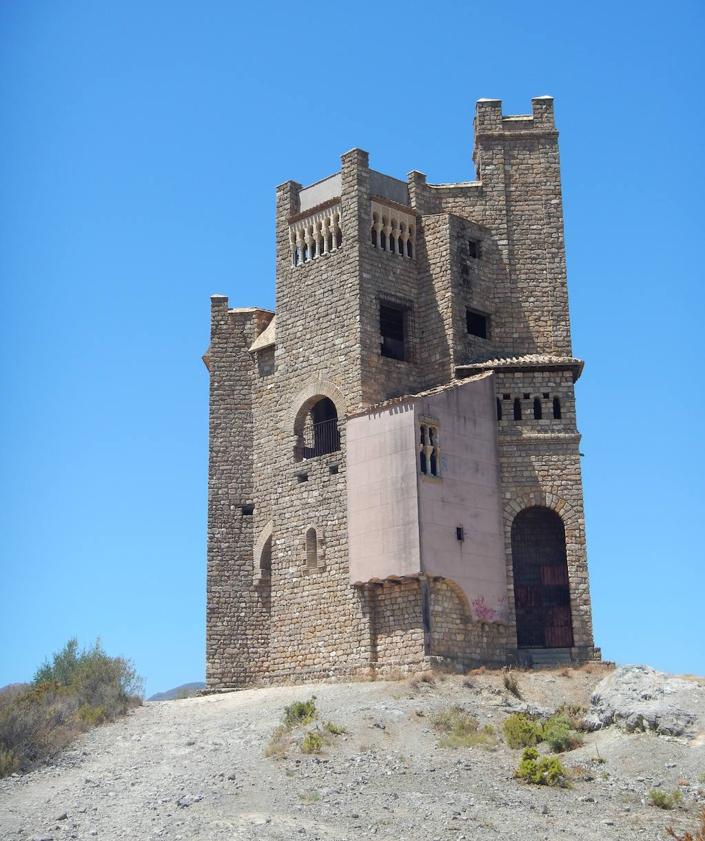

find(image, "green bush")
[515,747,567,787]
[283,698,316,728]
[301,730,323,754]
[0,639,142,778]
[649,789,684,810]
[542,715,583,753]
[503,713,543,748]
[503,712,583,753]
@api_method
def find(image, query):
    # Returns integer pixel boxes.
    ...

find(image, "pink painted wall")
[346,401,421,583]
[415,374,508,623]
[346,373,507,624]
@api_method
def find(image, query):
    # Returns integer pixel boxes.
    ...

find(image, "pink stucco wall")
[346,401,421,582]
[346,373,507,624]
[415,374,507,623]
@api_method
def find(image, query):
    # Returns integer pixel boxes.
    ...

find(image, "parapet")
[474,96,556,136]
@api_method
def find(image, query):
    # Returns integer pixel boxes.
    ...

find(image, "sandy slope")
[1,665,704,841]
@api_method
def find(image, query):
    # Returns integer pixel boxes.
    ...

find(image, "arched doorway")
[511,507,573,648]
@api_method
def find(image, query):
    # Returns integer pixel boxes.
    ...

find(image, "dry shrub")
[264,725,291,759]
[503,671,522,699]
[432,706,497,750]
[650,789,684,810]
[0,639,142,778]
[668,809,705,841]
[409,671,436,691]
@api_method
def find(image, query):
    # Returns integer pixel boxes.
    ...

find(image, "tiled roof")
[456,354,584,381]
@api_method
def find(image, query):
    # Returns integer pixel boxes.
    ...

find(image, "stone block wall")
[204,96,598,688]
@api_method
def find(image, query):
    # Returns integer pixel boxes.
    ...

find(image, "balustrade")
[370,200,415,259]
[289,204,343,267]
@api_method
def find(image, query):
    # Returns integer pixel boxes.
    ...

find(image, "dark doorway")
[511,507,573,648]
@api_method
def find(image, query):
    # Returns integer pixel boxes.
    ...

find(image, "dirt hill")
[2,664,704,840]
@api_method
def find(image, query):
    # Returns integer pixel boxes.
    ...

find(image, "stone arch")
[253,520,273,582]
[503,488,587,649]
[288,378,345,462]
[302,522,325,571]
[286,377,346,433]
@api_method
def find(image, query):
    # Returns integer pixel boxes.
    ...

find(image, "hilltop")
[2,664,704,840]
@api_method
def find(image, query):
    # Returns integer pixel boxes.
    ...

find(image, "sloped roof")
[456,354,584,382]
[248,316,276,353]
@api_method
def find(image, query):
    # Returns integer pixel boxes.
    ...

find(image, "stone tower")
[204,97,599,689]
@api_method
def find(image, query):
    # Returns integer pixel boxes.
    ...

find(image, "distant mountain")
[147,682,205,701]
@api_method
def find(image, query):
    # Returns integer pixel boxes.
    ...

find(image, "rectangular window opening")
[329,464,339,475]
[296,473,308,483]
[466,308,489,339]
[241,504,255,515]
[468,239,481,259]
[380,303,406,361]
[456,526,464,542]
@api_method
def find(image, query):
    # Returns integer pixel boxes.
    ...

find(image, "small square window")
[466,308,489,339]
[241,504,254,515]
[380,303,406,361]
[468,239,481,259]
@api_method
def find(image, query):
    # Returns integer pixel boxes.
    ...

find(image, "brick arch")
[253,520,273,581]
[286,377,346,434]
[434,577,473,618]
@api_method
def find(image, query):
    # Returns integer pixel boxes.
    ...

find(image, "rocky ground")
[2,663,704,841]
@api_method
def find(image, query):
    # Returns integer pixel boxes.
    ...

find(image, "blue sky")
[1,1,703,696]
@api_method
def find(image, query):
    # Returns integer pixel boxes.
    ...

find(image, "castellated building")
[204,96,600,690]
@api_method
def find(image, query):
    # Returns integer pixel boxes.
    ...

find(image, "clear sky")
[1,1,703,696]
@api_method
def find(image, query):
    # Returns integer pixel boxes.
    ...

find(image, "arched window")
[407,238,413,258]
[511,507,573,649]
[496,397,502,421]
[553,397,562,419]
[260,535,272,577]
[533,398,542,420]
[513,398,522,421]
[296,396,340,460]
[305,527,317,570]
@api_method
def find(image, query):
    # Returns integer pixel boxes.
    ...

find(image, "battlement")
[474,95,556,135]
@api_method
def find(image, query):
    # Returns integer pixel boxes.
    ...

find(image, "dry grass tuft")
[432,706,497,750]
[667,809,705,841]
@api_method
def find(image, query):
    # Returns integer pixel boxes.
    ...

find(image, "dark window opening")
[468,238,480,259]
[553,397,562,419]
[397,236,404,254]
[466,308,489,339]
[533,398,542,420]
[513,398,522,421]
[496,397,502,421]
[543,392,550,399]
[406,239,413,258]
[260,536,272,577]
[371,227,377,247]
[336,228,342,248]
[329,464,339,475]
[380,303,406,360]
[456,526,464,542]
[523,393,530,400]
[299,397,340,459]
[380,231,387,251]
[296,472,308,483]
[241,504,254,516]
[503,393,511,400]
[306,527,318,570]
